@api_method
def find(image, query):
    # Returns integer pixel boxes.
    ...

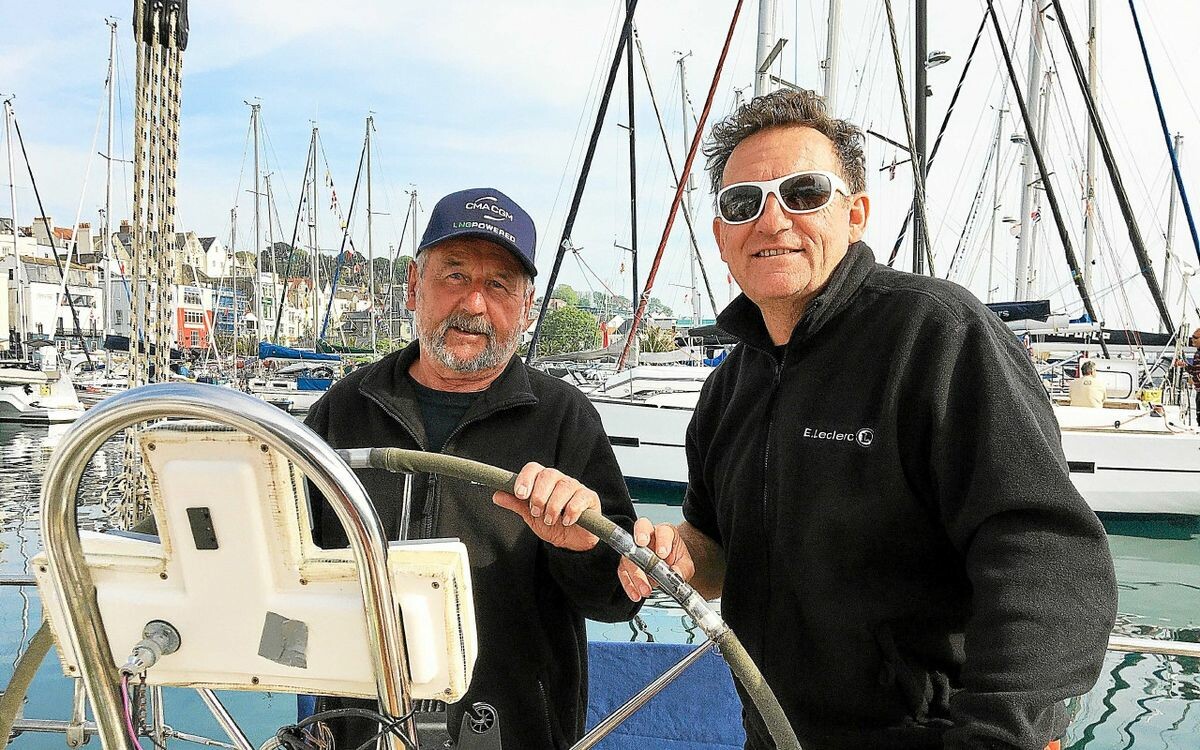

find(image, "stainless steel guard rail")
[38,382,415,750]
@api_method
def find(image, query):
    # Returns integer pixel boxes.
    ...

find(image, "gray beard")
[414,308,520,373]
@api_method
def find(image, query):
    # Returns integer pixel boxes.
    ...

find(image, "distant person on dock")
[1069,360,1107,408]
[306,187,640,749]
[620,90,1117,750]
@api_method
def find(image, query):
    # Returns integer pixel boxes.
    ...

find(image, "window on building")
[184,290,202,306]
[115,310,124,325]
[190,332,198,347]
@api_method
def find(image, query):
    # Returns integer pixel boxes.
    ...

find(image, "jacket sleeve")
[922,314,1117,749]
[303,394,333,548]
[544,394,643,623]
[681,373,723,546]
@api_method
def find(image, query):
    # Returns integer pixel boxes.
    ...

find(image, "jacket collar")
[358,340,539,445]
[716,241,877,355]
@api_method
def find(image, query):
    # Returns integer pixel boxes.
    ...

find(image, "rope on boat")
[351,446,803,750]
[120,0,189,529]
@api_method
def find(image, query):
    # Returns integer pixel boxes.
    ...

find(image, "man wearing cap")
[306,188,640,748]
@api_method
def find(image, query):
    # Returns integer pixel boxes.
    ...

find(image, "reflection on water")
[0,425,1197,747]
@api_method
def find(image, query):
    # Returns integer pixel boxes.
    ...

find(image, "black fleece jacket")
[683,242,1117,750]
[305,342,640,749]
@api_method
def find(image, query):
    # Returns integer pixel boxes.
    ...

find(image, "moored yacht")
[0,345,84,424]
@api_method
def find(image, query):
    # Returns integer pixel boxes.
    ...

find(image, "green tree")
[538,306,600,355]
[648,297,674,317]
[393,255,414,285]
[551,284,581,307]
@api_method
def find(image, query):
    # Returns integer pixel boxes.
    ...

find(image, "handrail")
[37,382,414,750]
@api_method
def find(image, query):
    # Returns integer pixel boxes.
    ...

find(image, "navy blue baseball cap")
[417,188,538,277]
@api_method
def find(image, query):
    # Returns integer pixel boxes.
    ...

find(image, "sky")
[3,0,1200,332]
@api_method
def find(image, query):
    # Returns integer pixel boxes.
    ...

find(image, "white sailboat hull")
[246,379,328,414]
[0,368,85,424]
[592,394,1200,514]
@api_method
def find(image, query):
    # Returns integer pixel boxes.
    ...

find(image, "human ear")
[848,194,870,243]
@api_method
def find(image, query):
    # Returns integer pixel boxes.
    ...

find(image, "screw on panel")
[251,676,260,685]
[260,444,269,453]
[431,581,440,589]
[147,443,156,451]
[159,572,168,580]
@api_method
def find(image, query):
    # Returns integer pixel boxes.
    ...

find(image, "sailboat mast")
[626,1,639,309]
[265,172,276,342]
[988,101,1007,303]
[823,0,841,113]
[230,206,238,347]
[678,52,702,328]
[103,18,117,338]
[366,115,375,353]
[1027,70,1053,297]
[248,101,263,346]
[524,0,639,362]
[913,0,927,274]
[310,127,320,349]
[3,100,25,356]
[1082,0,1099,296]
[1163,134,1183,327]
[754,0,776,97]
[1014,6,1044,300]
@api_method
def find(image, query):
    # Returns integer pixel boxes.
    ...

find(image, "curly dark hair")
[703,89,867,202]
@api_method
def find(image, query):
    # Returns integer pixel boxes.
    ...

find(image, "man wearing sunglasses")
[619,90,1116,750]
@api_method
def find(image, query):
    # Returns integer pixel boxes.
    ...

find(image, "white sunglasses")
[716,170,851,225]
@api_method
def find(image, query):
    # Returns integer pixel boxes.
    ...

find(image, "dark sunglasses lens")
[719,185,764,222]
[780,173,833,212]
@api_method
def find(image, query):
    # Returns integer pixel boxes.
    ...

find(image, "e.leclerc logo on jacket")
[801,425,875,448]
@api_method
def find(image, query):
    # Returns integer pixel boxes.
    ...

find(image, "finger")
[652,523,677,559]
[618,563,640,601]
[664,534,695,580]
[541,478,581,526]
[632,517,654,547]
[631,567,653,599]
[512,462,544,501]
[560,489,599,527]
[619,561,652,601]
[527,467,566,518]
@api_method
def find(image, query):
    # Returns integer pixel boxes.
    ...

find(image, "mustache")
[437,311,494,339]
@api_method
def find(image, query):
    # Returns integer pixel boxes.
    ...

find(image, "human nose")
[754,191,791,234]
[461,286,487,314]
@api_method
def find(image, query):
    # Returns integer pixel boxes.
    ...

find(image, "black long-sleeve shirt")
[684,242,1117,750]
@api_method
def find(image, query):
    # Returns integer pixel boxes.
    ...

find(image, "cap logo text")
[465,196,513,224]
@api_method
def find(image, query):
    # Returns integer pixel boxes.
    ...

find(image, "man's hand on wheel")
[493,462,601,552]
[618,519,695,601]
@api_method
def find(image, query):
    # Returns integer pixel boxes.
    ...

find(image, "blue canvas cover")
[258,342,341,362]
[299,641,747,747]
[296,377,333,392]
[585,641,745,749]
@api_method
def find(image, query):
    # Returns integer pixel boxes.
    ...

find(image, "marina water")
[1,424,1197,748]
